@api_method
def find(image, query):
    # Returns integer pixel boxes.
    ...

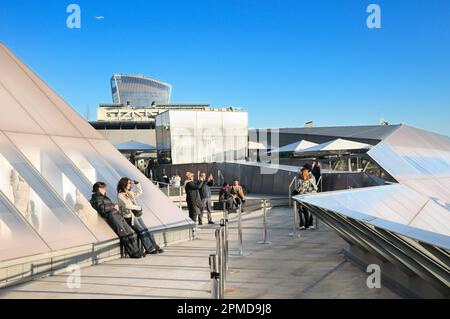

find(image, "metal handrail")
[217,170,225,186]
[288,176,297,207]
[317,175,323,193]
[149,179,171,187]
[149,179,184,207]
[226,197,289,217]
[257,200,272,245]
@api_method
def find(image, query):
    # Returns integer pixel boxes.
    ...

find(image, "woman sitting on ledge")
[90,181,143,259]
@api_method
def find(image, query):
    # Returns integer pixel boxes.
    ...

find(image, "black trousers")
[105,213,141,256]
[221,198,234,212]
[125,217,160,253]
[188,204,202,223]
[200,198,213,222]
[234,197,245,209]
[298,206,314,228]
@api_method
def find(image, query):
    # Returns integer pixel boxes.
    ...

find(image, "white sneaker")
[299,226,306,230]
[308,226,315,230]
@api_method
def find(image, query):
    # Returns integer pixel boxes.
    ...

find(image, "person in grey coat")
[198,172,215,225]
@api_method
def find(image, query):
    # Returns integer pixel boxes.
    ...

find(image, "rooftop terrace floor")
[0,206,399,299]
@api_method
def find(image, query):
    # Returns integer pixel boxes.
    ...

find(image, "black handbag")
[132,209,143,217]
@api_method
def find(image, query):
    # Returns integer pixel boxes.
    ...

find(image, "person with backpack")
[90,181,143,258]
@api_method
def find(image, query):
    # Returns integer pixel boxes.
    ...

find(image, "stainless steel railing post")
[237,205,243,256]
[223,208,229,271]
[289,189,291,208]
[289,200,300,238]
[257,199,272,244]
[209,254,220,299]
[215,228,224,298]
[220,220,226,290]
[178,186,182,208]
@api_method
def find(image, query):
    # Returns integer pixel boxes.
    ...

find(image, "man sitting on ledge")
[231,179,246,212]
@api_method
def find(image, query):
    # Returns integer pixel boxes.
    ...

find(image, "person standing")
[312,160,322,190]
[302,163,317,185]
[171,173,181,188]
[185,172,204,224]
[90,181,143,258]
[199,173,215,225]
[298,167,318,230]
[117,177,163,254]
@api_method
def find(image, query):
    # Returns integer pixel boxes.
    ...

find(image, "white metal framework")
[294,125,450,297]
[0,43,193,263]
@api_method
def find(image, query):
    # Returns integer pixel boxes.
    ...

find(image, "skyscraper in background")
[111,74,172,107]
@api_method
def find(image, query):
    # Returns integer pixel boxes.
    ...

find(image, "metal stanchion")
[220,220,227,290]
[238,205,243,256]
[209,254,220,299]
[215,228,224,298]
[288,201,300,238]
[178,187,182,208]
[167,184,170,196]
[229,204,245,256]
[314,212,319,230]
[237,205,243,255]
[289,192,291,208]
[257,200,272,244]
[222,208,229,271]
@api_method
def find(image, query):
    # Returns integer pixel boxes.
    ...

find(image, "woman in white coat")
[117,177,163,254]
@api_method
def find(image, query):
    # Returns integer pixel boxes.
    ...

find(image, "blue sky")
[1,0,449,135]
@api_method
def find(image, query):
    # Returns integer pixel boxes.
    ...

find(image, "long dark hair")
[92,182,106,193]
[117,177,130,193]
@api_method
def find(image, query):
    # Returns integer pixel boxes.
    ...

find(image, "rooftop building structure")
[0,43,193,288]
[110,74,172,107]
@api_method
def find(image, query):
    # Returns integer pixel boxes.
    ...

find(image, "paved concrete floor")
[0,206,399,299]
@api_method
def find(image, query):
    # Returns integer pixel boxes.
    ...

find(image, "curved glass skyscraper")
[111,74,172,107]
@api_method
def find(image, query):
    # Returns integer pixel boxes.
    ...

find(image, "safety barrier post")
[257,199,272,244]
[289,191,291,208]
[237,205,243,255]
[289,201,300,238]
[222,208,229,271]
[209,254,220,299]
[220,220,227,290]
[230,204,244,256]
[215,228,225,298]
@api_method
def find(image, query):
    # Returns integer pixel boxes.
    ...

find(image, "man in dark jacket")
[199,172,215,225]
[312,161,321,190]
[90,181,143,258]
[184,172,204,224]
[219,183,234,213]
